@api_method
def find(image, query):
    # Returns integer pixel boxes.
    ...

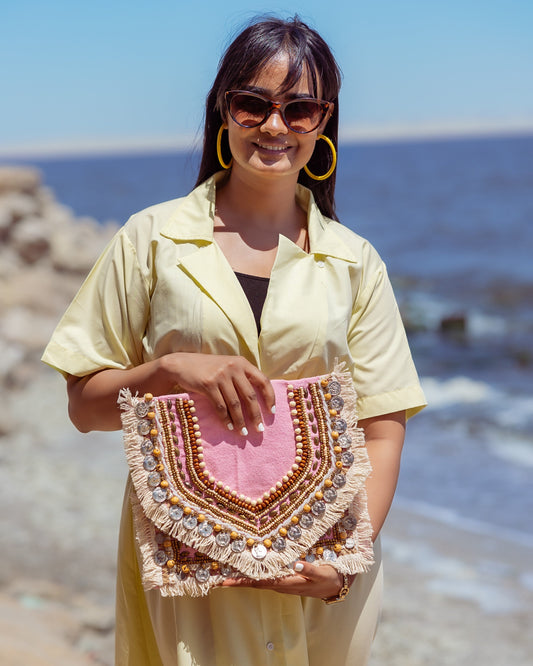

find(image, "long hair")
[195,16,342,220]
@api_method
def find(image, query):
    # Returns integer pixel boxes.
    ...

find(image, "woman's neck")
[213,168,308,277]
[216,169,304,235]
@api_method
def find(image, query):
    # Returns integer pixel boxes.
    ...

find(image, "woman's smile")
[253,141,291,154]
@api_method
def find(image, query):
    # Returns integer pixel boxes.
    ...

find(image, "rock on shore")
[0,165,119,390]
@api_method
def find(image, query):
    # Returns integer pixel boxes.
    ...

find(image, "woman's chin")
[244,154,301,178]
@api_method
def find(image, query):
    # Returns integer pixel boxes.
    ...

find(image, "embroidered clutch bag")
[119,366,374,597]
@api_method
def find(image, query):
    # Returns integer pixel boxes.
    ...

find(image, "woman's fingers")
[219,382,249,435]
[219,358,276,433]
[247,368,276,419]
[230,374,268,434]
[221,563,350,599]
[163,353,275,433]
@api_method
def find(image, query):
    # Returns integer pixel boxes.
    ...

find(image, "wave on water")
[393,496,533,549]
[421,376,498,408]
[488,435,533,469]
[421,376,533,431]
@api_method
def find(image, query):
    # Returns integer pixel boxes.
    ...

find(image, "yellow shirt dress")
[43,173,426,666]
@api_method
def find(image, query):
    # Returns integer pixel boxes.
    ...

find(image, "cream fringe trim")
[119,361,374,597]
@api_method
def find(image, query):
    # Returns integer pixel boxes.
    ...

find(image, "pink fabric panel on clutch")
[167,382,307,502]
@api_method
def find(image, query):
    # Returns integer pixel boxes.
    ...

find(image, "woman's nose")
[260,108,288,134]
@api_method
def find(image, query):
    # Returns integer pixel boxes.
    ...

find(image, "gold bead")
[315,491,323,500]
[279,527,288,537]
[230,531,239,540]
[160,480,169,488]
[329,409,337,416]
[336,460,343,469]
[316,546,324,555]
[339,531,348,540]
[246,538,255,548]
[263,539,272,548]
[324,479,333,488]
[333,543,343,553]
[156,463,164,472]
[331,431,339,440]
[321,379,328,387]
[170,496,180,505]
[291,516,299,524]
[303,504,312,513]
[324,393,332,401]
[163,540,172,548]
[197,514,205,522]
[147,411,156,420]
[144,393,153,401]
[166,559,175,568]
[213,524,222,532]
[150,428,158,437]
[181,564,190,574]
[334,446,342,454]
[183,507,193,515]
[211,561,219,570]
[152,447,161,457]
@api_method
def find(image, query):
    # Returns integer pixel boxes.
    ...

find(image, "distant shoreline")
[1,121,532,161]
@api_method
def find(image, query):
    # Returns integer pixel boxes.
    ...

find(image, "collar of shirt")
[159,172,359,265]
[157,173,359,366]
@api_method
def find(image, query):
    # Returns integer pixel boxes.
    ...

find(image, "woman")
[43,16,426,666]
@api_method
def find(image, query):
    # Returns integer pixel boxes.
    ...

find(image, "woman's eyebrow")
[244,85,314,100]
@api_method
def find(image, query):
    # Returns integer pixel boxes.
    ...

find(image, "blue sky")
[1,0,532,155]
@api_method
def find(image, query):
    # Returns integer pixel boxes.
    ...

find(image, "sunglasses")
[225,90,331,134]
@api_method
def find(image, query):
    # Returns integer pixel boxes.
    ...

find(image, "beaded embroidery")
[119,365,374,596]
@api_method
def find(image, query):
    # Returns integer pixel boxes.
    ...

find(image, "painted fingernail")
[294,562,304,573]
[270,405,276,415]
[257,422,265,433]
[240,427,248,436]
[227,423,234,431]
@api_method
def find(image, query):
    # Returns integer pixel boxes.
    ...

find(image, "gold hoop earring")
[216,126,232,169]
[304,134,337,181]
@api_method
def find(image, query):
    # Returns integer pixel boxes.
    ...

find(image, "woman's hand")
[67,352,274,433]
[158,353,275,435]
[221,562,355,599]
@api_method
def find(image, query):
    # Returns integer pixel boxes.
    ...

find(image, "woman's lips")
[254,142,290,153]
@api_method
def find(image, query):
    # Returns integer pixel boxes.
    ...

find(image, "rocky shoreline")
[0,166,118,392]
[1,166,531,665]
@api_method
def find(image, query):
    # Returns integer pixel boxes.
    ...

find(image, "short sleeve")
[348,250,426,421]
[42,227,151,377]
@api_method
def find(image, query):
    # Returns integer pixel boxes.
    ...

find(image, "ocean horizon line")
[1,120,532,161]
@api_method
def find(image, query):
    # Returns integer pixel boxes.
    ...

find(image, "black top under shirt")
[235,272,270,334]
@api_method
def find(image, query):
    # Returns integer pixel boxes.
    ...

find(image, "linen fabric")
[42,172,426,665]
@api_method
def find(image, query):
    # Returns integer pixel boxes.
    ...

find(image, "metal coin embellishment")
[251,543,268,560]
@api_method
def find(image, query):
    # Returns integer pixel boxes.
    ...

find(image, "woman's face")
[224,54,332,183]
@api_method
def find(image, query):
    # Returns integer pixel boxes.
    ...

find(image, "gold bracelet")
[323,572,350,605]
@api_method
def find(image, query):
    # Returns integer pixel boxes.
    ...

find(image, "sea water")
[15,134,533,540]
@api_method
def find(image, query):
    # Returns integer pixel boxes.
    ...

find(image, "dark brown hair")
[195,16,342,220]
